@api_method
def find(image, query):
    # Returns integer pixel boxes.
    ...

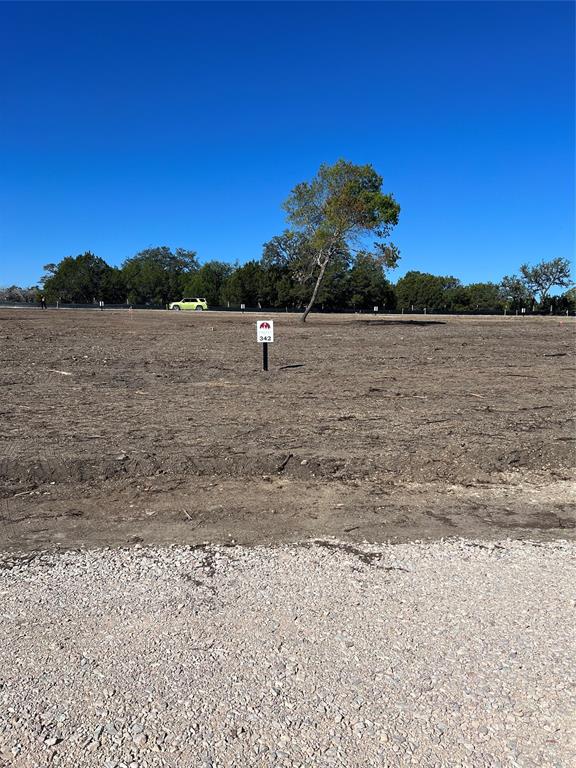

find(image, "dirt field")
[1,309,574,551]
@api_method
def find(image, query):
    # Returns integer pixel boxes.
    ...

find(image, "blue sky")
[1,1,574,287]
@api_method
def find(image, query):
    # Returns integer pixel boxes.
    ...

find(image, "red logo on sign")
[259,322,271,329]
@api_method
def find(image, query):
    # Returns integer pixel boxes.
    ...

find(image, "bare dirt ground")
[0,309,574,551]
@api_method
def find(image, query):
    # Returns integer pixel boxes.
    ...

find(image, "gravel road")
[1,539,574,768]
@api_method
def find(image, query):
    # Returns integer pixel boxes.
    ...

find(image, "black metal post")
[262,342,269,371]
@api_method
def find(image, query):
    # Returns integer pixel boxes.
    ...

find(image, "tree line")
[3,251,573,314]
[1,160,573,317]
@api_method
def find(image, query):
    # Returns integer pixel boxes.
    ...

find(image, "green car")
[169,297,208,311]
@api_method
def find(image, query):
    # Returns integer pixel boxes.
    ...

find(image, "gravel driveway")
[1,539,574,768]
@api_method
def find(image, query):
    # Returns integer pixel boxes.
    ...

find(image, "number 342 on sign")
[256,320,274,343]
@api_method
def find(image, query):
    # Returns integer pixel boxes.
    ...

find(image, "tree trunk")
[300,259,328,323]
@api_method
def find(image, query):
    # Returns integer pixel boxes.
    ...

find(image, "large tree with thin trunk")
[518,258,572,305]
[499,274,533,310]
[282,160,401,322]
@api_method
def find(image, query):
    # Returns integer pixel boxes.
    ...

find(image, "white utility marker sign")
[256,320,274,343]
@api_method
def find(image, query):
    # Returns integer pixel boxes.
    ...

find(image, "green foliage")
[42,252,124,303]
[347,253,396,310]
[499,274,533,310]
[121,247,198,305]
[540,287,576,314]
[262,231,314,284]
[260,231,315,308]
[518,258,572,304]
[396,271,460,311]
[447,282,504,313]
[314,253,351,309]
[499,258,573,312]
[259,232,355,309]
[182,261,233,306]
[284,160,400,245]
[282,159,400,320]
[561,287,576,312]
[220,261,267,306]
[28,233,571,315]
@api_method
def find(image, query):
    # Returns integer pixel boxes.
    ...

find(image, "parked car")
[169,297,208,311]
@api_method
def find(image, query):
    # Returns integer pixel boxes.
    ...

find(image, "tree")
[121,247,198,305]
[447,282,503,313]
[499,274,532,310]
[0,285,38,303]
[182,260,233,306]
[262,231,357,309]
[262,231,314,277]
[100,267,127,303]
[519,258,572,306]
[261,231,316,308]
[41,252,123,303]
[540,286,576,314]
[282,160,400,322]
[220,261,267,306]
[396,271,460,311]
[347,252,396,310]
[561,287,576,313]
[314,252,351,310]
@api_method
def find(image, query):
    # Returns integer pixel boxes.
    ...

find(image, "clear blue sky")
[1,1,574,287]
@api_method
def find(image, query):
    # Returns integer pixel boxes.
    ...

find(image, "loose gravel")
[1,539,574,768]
